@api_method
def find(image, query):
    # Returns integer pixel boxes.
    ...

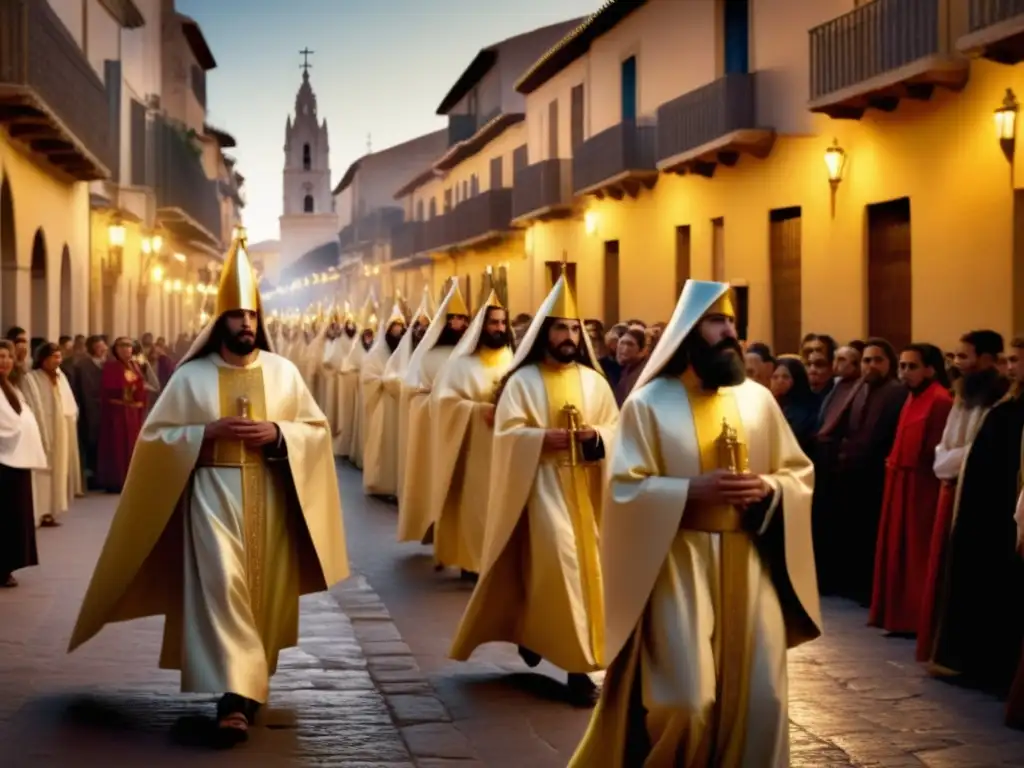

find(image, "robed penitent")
[449,272,618,701]
[388,289,433,503]
[362,302,408,497]
[570,280,821,767]
[68,229,349,745]
[397,281,471,544]
[335,295,377,461]
[430,289,514,573]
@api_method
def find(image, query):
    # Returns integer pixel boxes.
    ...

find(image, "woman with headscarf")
[770,355,819,456]
[95,336,147,492]
[0,340,47,586]
[18,342,77,527]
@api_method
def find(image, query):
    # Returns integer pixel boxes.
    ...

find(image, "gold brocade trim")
[681,370,752,766]
[540,362,605,667]
[217,365,269,631]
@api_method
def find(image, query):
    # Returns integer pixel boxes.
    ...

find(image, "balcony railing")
[657,73,768,166]
[448,188,513,244]
[809,0,968,114]
[421,214,454,253]
[572,120,657,196]
[153,115,222,243]
[961,0,1024,63]
[389,220,423,261]
[341,207,404,251]
[513,159,573,221]
[0,0,116,180]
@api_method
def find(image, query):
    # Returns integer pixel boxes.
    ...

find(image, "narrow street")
[1,467,1023,766]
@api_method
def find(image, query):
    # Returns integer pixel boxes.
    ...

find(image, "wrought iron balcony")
[656,73,775,177]
[389,220,424,262]
[153,115,222,247]
[512,159,574,222]
[572,119,657,198]
[808,0,969,119]
[0,0,117,180]
[959,0,1024,63]
[447,188,514,245]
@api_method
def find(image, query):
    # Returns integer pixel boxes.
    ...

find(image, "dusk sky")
[176,0,600,243]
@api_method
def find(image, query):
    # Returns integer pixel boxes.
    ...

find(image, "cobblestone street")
[2,467,1024,766]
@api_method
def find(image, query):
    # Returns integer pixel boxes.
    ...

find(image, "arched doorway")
[30,228,47,339]
[60,244,72,334]
[0,177,17,332]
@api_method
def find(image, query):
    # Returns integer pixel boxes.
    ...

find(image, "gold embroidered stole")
[539,362,605,666]
[682,371,753,766]
[211,365,269,630]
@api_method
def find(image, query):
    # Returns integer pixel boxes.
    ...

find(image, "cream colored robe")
[450,362,619,672]
[430,346,513,571]
[68,350,349,705]
[397,345,458,543]
[384,334,416,499]
[362,342,400,496]
[335,338,366,459]
[325,334,354,440]
[570,376,822,768]
[20,369,72,525]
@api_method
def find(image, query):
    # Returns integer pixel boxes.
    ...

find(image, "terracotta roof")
[433,113,524,172]
[178,14,217,70]
[516,0,646,95]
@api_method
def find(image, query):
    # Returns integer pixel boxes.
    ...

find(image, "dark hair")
[960,329,1004,359]
[479,307,515,350]
[625,318,646,328]
[4,326,25,342]
[746,341,774,365]
[32,341,60,370]
[58,335,71,345]
[1012,337,1024,349]
[74,334,85,343]
[803,333,837,361]
[85,335,104,356]
[904,342,950,389]
[847,339,866,353]
[774,355,813,401]
[611,322,629,336]
[494,316,593,402]
[182,312,271,365]
[512,313,532,326]
[618,328,646,351]
[0,340,21,414]
[863,337,898,377]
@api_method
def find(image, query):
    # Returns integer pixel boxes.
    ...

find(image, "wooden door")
[867,197,911,350]
[769,207,802,354]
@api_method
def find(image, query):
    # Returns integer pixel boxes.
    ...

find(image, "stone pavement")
[335,464,1024,768]
[0,492,416,767]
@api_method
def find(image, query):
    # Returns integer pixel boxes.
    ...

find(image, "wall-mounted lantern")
[824,138,846,218]
[107,215,126,274]
[584,210,599,236]
[995,88,1019,162]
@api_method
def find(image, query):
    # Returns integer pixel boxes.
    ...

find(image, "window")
[621,56,637,121]
[548,99,559,159]
[429,199,437,219]
[571,84,585,151]
[723,0,750,75]
[462,180,469,200]
[416,200,424,221]
[444,188,452,213]
[513,144,528,176]
[470,174,479,196]
[490,156,503,189]
[303,194,314,213]
[302,143,311,171]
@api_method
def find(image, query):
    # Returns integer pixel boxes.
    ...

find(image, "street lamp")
[107,215,126,274]
[824,138,847,219]
[996,88,1019,161]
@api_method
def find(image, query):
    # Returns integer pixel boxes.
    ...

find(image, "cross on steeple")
[299,47,314,74]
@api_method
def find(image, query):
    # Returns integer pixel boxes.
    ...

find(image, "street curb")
[332,573,482,768]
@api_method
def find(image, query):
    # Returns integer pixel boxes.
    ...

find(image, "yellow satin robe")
[68,351,350,705]
[449,361,619,672]
[362,343,401,496]
[570,375,821,768]
[397,345,457,543]
[429,346,513,571]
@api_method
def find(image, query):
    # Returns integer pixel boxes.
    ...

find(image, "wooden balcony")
[340,207,404,252]
[656,73,775,178]
[420,214,454,254]
[0,0,116,181]
[388,220,423,262]
[512,159,574,223]
[447,188,514,247]
[959,0,1024,64]
[573,120,658,199]
[153,116,222,247]
[808,0,969,119]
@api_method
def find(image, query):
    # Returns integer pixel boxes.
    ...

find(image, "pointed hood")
[383,289,431,381]
[358,290,379,332]
[450,286,508,361]
[505,272,600,378]
[403,280,469,388]
[629,279,735,395]
[178,226,274,365]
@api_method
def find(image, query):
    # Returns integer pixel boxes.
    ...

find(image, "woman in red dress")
[95,337,146,492]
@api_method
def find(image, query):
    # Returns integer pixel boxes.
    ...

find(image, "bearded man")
[430,289,515,577]
[449,269,619,706]
[396,281,471,545]
[570,280,821,767]
[67,228,349,748]
[362,302,408,497]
